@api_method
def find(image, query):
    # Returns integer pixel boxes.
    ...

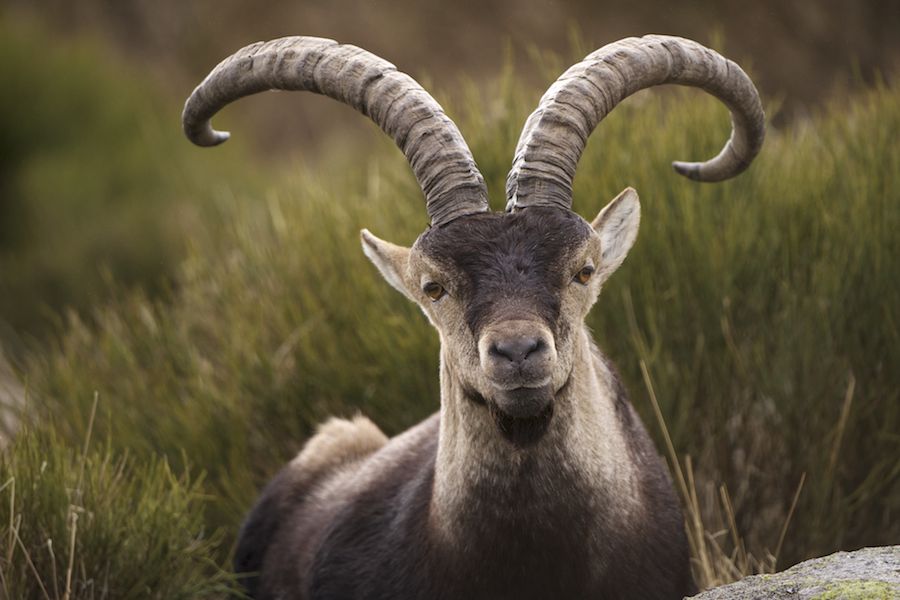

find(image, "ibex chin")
[183,34,764,600]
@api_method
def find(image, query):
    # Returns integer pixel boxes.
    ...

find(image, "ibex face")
[362,193,639,445]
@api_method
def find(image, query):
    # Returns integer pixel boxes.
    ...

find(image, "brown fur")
[236,197,694,599]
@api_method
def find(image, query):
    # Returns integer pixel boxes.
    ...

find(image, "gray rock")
[0,347,25,445]
[689,546,900,599]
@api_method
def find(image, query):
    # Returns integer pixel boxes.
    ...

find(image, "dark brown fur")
[237,371,693,599]
[419,208,593,338]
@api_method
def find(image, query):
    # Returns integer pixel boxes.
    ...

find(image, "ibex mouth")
[463,375,572,446]
[491,384,553,418]
[489,400,554,447]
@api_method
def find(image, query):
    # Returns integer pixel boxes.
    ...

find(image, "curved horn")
[506,35,765,212]
[183,37,489,227]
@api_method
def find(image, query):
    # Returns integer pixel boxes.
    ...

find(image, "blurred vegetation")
[0,15,252,346]
[7,0,899,157]
[1,11,898,596]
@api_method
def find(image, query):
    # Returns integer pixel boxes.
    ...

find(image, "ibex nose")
[489,336,545,365]
[480,320,557,387]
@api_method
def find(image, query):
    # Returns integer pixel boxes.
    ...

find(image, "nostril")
[490,337,544,364]
[489,341,513,362]
[526,338,545,360]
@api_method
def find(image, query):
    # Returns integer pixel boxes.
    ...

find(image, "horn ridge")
[182,36,489,226]
[507,35,765,212]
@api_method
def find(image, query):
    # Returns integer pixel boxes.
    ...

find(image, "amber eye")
[574,265,595,285]
[423,281,446,302]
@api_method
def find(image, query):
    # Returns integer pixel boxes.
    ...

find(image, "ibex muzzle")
[480,320,556,418]
[183,33,764,600]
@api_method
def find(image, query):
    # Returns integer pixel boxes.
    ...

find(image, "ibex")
[183,34,764,600]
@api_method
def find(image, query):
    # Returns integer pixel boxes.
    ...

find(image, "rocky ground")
[691,546,900,599]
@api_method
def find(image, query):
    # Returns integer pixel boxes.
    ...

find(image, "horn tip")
[199,129,231,147]
[185,122,231,147]
[672,160,702,181]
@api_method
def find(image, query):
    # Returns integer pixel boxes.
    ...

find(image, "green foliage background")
[1,15,897,598]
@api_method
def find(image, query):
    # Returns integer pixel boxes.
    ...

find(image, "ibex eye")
[574,266,595,285]
[423,282,446,302]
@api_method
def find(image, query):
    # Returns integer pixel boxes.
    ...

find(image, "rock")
[689,546,900,599]
[0,347,25,444]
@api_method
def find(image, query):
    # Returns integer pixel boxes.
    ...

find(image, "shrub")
[0,15,248,343]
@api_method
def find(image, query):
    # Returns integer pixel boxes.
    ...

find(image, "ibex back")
[183,34,765,600]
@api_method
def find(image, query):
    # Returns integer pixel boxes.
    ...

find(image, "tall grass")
[2,17,898,594]
[0,399,236,598]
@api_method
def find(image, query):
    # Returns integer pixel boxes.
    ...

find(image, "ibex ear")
[361,229,415,300]
[591,187,641,282]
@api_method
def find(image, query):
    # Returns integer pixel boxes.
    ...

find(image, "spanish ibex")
[183,34,764,600]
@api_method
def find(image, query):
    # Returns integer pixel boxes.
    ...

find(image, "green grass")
[0,402,236,598]
[1,16,898,594]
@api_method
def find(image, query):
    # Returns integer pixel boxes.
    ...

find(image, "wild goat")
[183,34,764,599]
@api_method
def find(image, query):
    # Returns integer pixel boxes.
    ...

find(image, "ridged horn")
[183,36,489,227]
[506,35,765,212]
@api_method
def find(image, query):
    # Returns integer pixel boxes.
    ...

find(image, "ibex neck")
[430,327,641,543]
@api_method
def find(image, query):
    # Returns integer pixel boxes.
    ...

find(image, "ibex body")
[183,34,764,600]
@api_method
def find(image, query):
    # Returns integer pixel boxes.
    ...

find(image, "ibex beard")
[182,34,764,600]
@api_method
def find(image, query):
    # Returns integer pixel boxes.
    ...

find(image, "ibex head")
[183,35,764,447]
[362,198,635,445]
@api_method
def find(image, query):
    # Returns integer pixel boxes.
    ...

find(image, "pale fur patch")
[290,414,389,479]
[304,414,440,517]
[566,336,643,513]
